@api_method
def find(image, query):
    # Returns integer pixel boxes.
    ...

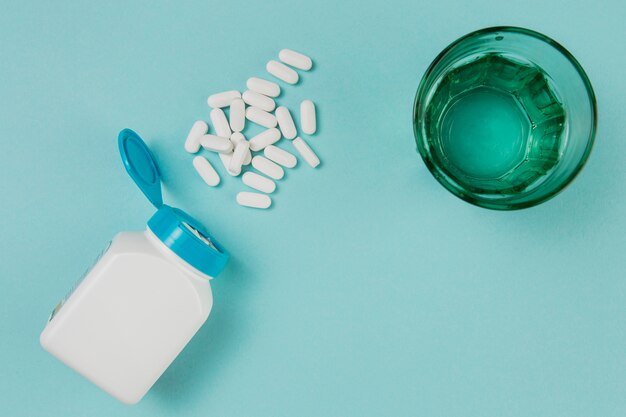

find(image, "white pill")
[300,100,317,135]
[249,128,281,152]
[242,90,276,112]
[219,152,237,176]
[279,49,313,71]
[230,132,251,162]
[200,134,233,154]
[184,120,208,154]
[266,60,299,84]
[242,172,276,194]
[229,98,246,132]
[210,108,231,138]
[246,77,281,98]
[207,90,241,108]
[251,155,284,180]
[228,141,250,176]
[246,106,277,128]
[192,156,220,186]
[230,132,252,165]
[236,192,272,209]
[275,106,297,139]
[292,137,320,168]
[264,145,297,168]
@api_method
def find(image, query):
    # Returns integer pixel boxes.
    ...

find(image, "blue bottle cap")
[118,129,229,277]
[118,128,163,208]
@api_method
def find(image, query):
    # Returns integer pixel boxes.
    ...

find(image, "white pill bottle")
[40,129,229,405]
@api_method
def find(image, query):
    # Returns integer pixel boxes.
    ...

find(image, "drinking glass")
[413,27,597,209]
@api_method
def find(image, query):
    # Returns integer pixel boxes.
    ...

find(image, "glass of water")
[413,27,597,210]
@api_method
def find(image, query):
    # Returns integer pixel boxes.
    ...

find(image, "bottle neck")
[144,228,213,280]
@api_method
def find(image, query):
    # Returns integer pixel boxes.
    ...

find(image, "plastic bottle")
[40,129,229,404]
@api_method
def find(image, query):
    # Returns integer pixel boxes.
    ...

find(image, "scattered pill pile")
[185,48,320,209]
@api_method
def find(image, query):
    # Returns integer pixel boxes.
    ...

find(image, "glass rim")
[413,26,598,210]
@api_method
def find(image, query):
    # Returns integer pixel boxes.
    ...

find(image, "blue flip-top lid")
[118,128,163,207]
[118,128,229,278]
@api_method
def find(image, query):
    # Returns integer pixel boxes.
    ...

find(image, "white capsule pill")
[184,120,208,154]
[251,155,284,180]
[200,134,233,154]
[275,106,297,139]
[266,60,299,84]
[230,132,252,165]
[246,106,277,128]
[229,98,246,132]
[300,100,317,135]
[246,77,281,98]
[207,90,241,108]
[192,156,220,186]
[228,141,250,176]
[236,192,272,209]
[292,137,320,168]
[242,90,276,112]
[242,172,276,194]
[264,145,297,168]
[279,49,313,71]
[249,128,281,151]
[210,108,231,138]
[219,152,237,176]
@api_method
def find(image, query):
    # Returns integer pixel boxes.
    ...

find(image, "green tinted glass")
[413,27,597,210]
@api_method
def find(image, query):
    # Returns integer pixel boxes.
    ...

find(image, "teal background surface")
[1,0,624,416]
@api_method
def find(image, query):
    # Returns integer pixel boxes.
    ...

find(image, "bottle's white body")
[40,230,213,404]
